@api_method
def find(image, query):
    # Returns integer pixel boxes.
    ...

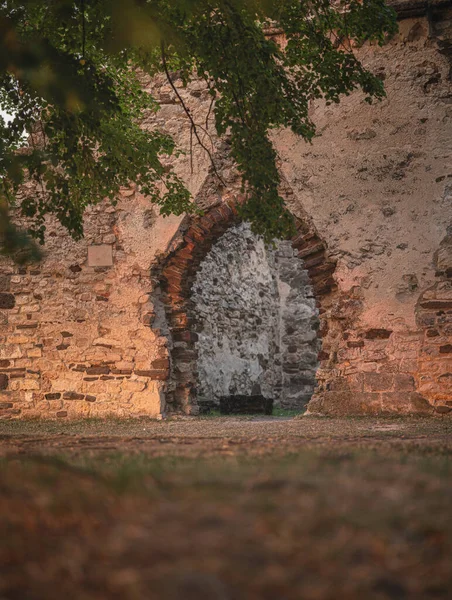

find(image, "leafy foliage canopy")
[0,0,397,260]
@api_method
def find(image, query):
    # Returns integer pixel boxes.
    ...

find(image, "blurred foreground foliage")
[0,0,397,261]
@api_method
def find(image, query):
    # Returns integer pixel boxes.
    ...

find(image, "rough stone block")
[135,369,168,380]
[364,372,393,392]
[380,392,432,415]
[151,358,170,370]
[50,379,78,393]
[64,401,92,418]
[7,335,30,345]
[393,374,415,391]
[438,372,452,383]
[0,293,15,309]
[435,404,452,414]
[63,392,85,400]
[420,300,452,310]
[10,379,39,391]
[364,329,392,340]
[87,245,113,267]
[86,366,110,375]
[0,374,8,390]
[0,275,11,291]
[128,384,164,415]
[440,344,452,353]
[27,348,42,358]
[426,328,440,337]
[347,340,364,348]
[122,380,146,392]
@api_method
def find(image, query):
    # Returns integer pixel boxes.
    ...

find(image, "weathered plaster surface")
[275,14,452,327]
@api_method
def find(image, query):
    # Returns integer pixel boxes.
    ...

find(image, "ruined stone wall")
[1,4,451,418]
[274,6,452,415]
[0,197,174,418]
[0,69,222,419]
[191,223,319,411]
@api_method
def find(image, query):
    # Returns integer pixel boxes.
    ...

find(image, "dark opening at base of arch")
[219,394,274,416]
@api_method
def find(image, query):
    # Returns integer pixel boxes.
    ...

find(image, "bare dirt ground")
[1,415,451,600]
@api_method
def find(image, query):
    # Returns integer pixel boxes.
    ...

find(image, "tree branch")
[160,41,225,187]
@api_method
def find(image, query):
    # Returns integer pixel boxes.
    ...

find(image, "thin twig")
[205,90,215,130]
[190,124,194,174]
[160,41,225,186]
[193,121,215,153]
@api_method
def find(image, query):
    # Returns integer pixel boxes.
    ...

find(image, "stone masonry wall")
[191,223,319,411]
[0,196,171,418]
[276,240,320,409]
[192,224,282,408]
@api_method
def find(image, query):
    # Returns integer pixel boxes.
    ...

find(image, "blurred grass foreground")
[0,415,451,599]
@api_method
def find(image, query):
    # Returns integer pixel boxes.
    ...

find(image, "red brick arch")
[151,196,337,414]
